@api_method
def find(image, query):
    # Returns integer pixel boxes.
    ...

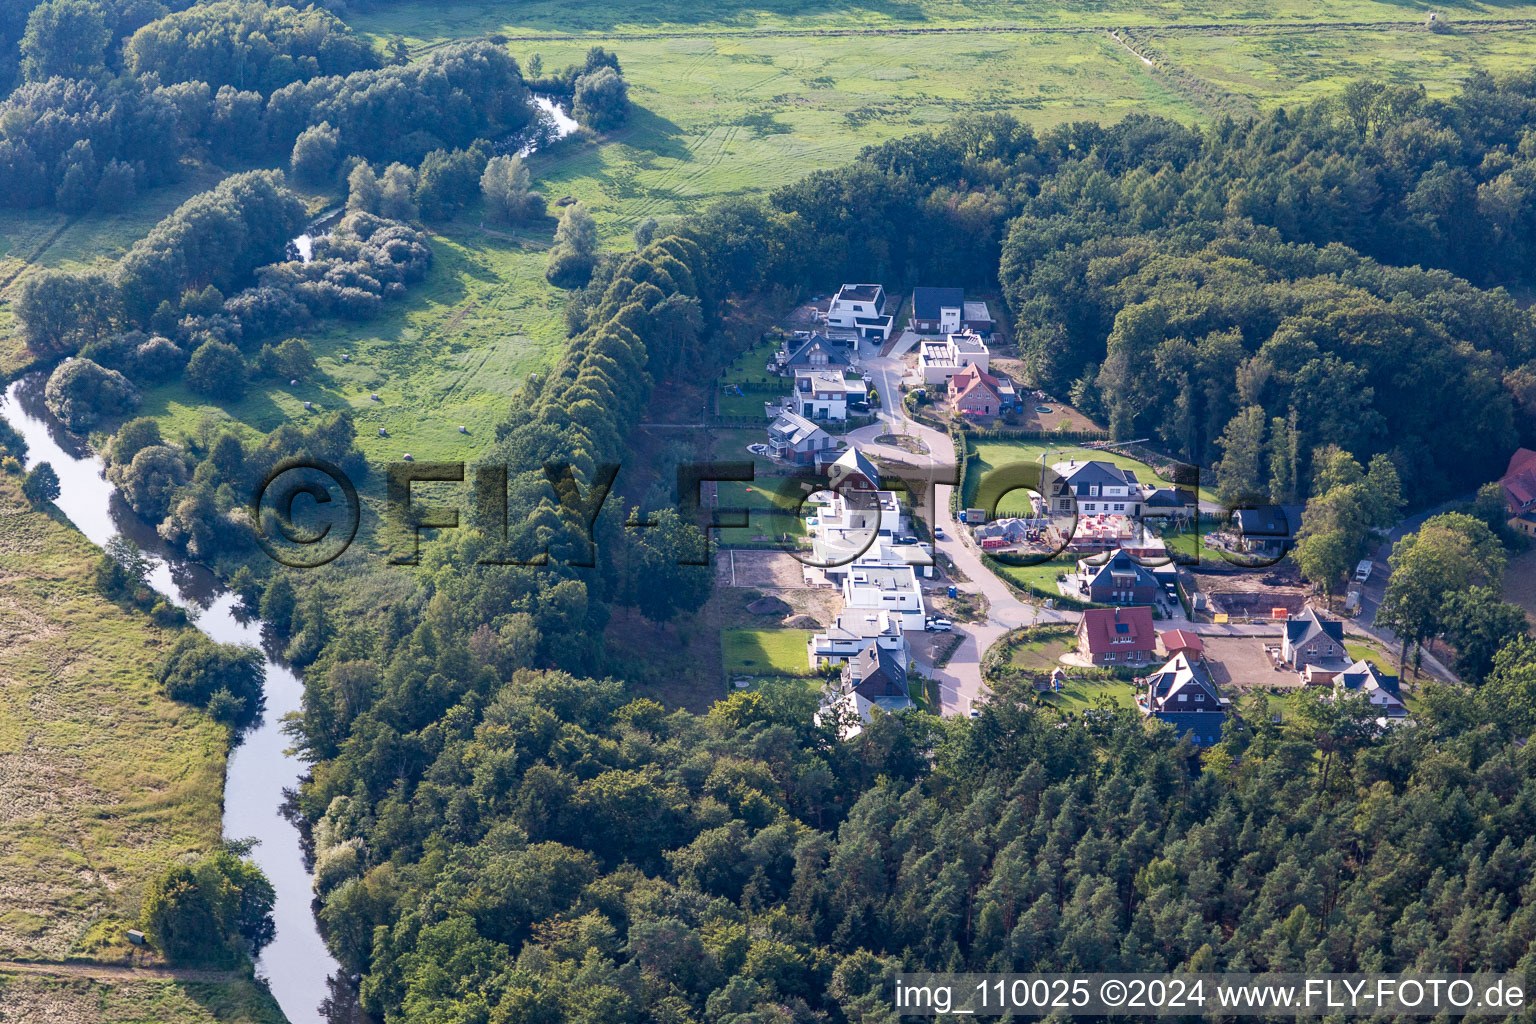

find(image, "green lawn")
[1346,640,1397,675]
[1040,676,1141,712]
[1008,631,1074,671]
[137,220,566,467]
[351,0,1536,41]
[1154,26,1536,108]
[992,554,1078,600]
[0,477,243,968]
[0,975,285,1024]
[714,477,817,544]
[723,627,814,676]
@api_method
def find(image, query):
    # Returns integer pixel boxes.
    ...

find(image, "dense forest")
[8,0,1536,1013]
[251,71,1536,1022]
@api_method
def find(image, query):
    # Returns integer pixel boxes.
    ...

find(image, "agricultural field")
[0,477,280,1019]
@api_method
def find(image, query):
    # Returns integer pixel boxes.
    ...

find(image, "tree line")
[246,70,1536,1023]
[0,32,539,211]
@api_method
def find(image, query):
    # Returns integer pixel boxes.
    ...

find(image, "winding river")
[0,93,582,1022]
[0,373,342,1024]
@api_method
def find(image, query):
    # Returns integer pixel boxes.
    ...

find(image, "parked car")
[933,527,946,539]
[925,617,953,632]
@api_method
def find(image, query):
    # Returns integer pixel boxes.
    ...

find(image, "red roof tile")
[1079,606,1157,655]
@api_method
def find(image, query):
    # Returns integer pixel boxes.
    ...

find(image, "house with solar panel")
[1137,652,1227,746]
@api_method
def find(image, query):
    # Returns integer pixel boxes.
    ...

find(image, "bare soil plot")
[1200,636,1295,689]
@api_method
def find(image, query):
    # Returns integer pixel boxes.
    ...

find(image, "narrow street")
[845,334,1072,714]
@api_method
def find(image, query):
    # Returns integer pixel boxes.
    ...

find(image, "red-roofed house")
[1502,448,1536,539]
[949,364,1003,421]
[1160,629,1204,662]
[1077,606,1157,666]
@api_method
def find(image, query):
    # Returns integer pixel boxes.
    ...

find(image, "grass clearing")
[1008,631,1074,671]
[0,477,231,964]
[0,973,283,1024]
[1040,676,1141,711]
[722,627,813,676]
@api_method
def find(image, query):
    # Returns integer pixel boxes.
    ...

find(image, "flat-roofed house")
[827,283,894,341]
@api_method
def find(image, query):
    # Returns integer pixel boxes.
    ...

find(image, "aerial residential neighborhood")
[3,7,1535,1016]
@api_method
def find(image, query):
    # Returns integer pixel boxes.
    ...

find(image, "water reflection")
[1,372,348,1024]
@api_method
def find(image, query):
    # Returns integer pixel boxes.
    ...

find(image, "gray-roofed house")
[1139,652,1226,745]
[840,643,910,701]
[1334,659,1408,721]
[794,368,864,421]
[1232,505,1304,555]
[829,447,880,492]
[1050,460,1143,518]
[827,284,894,340]
[1077,548,1162,605]
[1141,487,1198,521]
[776,333,850,375]
[1281,607,1347,670]
[911,286,995,335]
[767,409,836,465]
[807,610,907,669]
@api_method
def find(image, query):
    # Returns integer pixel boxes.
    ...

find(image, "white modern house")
[807,610,908,670]
[841,564,926,630]
[917,331,990,384]
[827,283,894,341]
[793,369,865,421]
[1050,460,1144,518]
[811,489,904,566]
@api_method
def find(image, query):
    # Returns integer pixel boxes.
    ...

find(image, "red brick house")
[1077,606,1157,666]
[949,365,1003,420]
[1501,448,1536,539]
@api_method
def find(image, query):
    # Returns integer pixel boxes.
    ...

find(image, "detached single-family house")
[1078,548,1162,605]
[811,488,906,571]
[767,410,836,465]
[1141,487,1198,521]
[827,284,894,341]
[841,564,926,630]
[839,643,910,701]
[910,287,994,336]
[1281,607,1347,671]
[776,333,850,375]
[1232,505,1302,555]
[1077,606,1157,666]
[1500,448,1536,539]
[917,331,991,384]
[1334,659,1409,721]
[828,447,880,493]
[814,689,913,739]
[794,369,864,421]
[949,365,1004,421]
[1139,652,1226,746]
[1051,461,1143,518]
[807,610,907,670]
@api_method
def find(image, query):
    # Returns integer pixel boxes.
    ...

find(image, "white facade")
[827,284,894,340]
[841,564,927,630]
[807,610,908,669]
[794,369,863,421]
[917,332,991,384]
[811,489,904,566]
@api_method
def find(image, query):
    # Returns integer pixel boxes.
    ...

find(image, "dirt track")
[0,960,241,983]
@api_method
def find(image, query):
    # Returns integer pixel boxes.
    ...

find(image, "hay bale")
[747,596,793,616]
